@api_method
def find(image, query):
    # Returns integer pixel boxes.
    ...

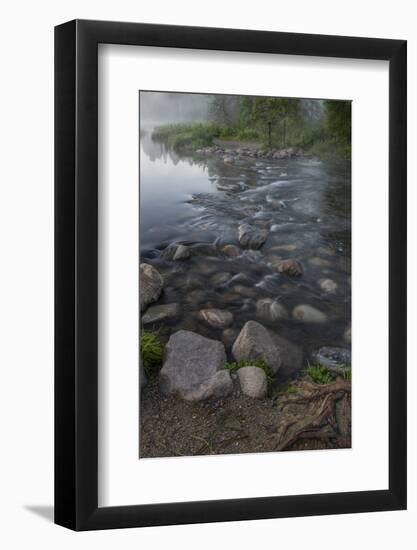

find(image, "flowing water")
[140,129,351,371]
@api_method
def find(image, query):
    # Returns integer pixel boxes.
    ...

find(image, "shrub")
[140,330,164,378]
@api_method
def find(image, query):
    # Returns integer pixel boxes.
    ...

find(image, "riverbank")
[151,122,351,160]
[140,374,351,458]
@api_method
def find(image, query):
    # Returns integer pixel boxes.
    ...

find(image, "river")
[140,128,351,372]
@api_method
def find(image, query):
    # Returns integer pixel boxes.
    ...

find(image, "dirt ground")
[140,377,351,458]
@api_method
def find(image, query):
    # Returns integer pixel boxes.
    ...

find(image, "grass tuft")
[304,363,333,385]
[140,330,164,378]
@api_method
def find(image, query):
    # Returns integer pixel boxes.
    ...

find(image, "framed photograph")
[55,20,407,530]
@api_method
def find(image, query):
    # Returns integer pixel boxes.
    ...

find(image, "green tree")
[325,100,351,143]
[208,95,239,125]
[252,97,300,147]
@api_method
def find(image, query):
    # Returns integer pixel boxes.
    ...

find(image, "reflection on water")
[140,128,351,366]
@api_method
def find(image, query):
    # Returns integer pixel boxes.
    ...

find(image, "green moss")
[304,363,333,384]
[140,330,164,378]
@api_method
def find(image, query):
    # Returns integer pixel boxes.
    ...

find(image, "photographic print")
[139,91,351,458]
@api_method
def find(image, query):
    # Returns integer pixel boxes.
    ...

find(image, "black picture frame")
[55,19,407,531]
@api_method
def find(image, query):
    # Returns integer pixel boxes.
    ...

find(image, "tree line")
[208,95,351,150]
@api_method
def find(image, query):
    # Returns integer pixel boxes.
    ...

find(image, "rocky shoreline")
[140,259,351,457]
[194,144,306,163]
[139,139,351,457]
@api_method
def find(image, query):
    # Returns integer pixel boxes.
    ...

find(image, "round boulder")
[238,366,267,399]
[159,331,231,402]
[232,320,281,374]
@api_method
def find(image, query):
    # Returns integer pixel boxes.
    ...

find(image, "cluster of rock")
[156,320,303,402]
[195,145,305,163]
[140,260,350,402]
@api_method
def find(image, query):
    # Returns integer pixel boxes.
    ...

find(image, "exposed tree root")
[275,379,351,451]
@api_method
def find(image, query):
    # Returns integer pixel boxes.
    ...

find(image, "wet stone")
[311,346,351,375]
[198,308,234,329]
[173,244,191,261]
[232,285,257,298]
[319,278,338,293]
[222,244,241,257]
[292,304,327,323]
[276,259,304,277]
[238,223,269,249]
[309,257,332,269]
[140,263,163,310]
[256,298,288,322]
[142,303,180,325]
[211,272,231,287]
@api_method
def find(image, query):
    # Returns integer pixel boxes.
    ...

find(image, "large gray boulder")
[140,263,163,310]
[159,331,232,401]
[232,321,281,374]
[238,366,267,398]
[232,321,303,377]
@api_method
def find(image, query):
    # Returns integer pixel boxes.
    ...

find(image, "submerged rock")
[159,331,231,401]
[269,243,298,252]
[238,223,269,250]
[160,246,178,261]
[256,298,288,322]
[232,320,281,374]
[222,244,241,257]
[198,308,234,329]
[309,256,332,269]
[237,366,267,399]
[142,303,180,325]
[140,263,163,310]
[312,346,351,375]
[173,244,191,261]
[211,272,231,286]
[292,304,327,323]
[233,285,257,298]
[276,259,304,277]
[189,243,218,257]
[319,278,338,293]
